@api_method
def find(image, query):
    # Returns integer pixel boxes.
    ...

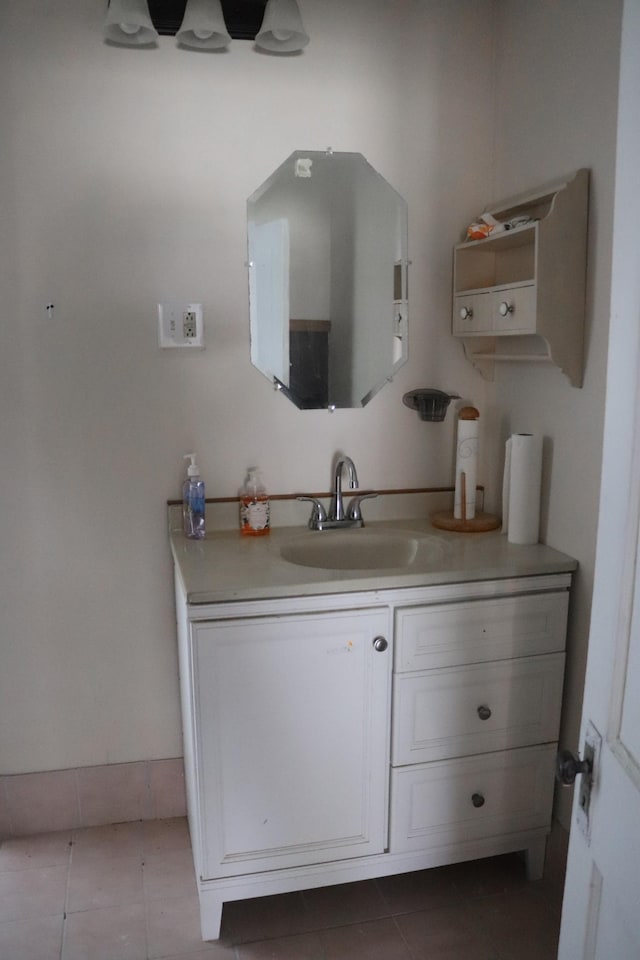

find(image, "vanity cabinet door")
[192,608,391,879]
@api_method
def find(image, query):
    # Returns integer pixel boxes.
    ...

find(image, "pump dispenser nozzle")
[184,453,200,478]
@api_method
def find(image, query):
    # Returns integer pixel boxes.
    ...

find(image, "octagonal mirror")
[248,150,409,409]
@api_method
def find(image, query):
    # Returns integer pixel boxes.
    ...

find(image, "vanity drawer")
[394,592,568,673]
[491,283,536,333]
[392,652,565,765]
[389,743,556,854]
[452,292,492,335]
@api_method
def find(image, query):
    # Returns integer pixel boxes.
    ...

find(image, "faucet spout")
[331,456,359,522]
[299,455,372,530]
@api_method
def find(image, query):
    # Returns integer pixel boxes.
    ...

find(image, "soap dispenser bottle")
[240,467,270,537]
[182,453,206,540]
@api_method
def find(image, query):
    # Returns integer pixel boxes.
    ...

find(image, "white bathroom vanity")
[169,513,576,941]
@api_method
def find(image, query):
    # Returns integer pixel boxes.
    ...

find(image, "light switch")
[158,302,204,349]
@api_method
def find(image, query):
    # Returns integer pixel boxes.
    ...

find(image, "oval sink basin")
[280,531,420,570]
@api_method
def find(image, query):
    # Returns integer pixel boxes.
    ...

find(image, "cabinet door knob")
[372,636,388,652]
[499,300,514,316]
[477,705,492,721]
[471,792,485,808]
[459,306,473,320]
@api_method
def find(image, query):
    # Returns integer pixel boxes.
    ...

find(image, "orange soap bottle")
[240,467,271,537]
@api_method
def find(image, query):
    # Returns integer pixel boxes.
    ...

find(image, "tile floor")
[0,817,567,960]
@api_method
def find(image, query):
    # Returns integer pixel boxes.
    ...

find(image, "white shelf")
[452,169,589,386]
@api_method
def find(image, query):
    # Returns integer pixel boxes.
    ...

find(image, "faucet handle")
[296,496,328,526]
[346,492,378,522]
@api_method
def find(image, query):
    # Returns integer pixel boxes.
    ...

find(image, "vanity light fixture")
[104,0,159,45]
[254,0,309,53]
[103,0,309,52]
[176,0,231,48]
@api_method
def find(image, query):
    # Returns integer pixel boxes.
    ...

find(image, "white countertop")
[169,514,577,605]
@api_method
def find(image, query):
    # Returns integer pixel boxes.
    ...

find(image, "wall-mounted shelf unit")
[452,169,589,386]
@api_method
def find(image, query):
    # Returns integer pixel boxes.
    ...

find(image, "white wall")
[0,0,623,794]
[0,0,495,774]
[488,0,623,824]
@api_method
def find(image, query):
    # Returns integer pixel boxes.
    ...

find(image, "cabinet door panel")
[389,744,555,853]
[392,652,565,765]
[193,609,390,878]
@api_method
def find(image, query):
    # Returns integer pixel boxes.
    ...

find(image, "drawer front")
[491,284,536,333]
[389,744,556,854]
[453,293,492,335]
[395,591,568,673]
[392,652,565,765]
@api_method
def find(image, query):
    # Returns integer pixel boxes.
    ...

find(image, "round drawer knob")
[477,705,492,721]
[499,300,514,317]
[372,636,388,652]
[471,792,485,808]
[459,306,473,321]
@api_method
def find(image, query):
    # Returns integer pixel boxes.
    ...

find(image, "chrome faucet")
[330,455,359,522]
[297,455,378,530]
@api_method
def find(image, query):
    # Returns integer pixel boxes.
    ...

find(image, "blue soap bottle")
[182,453,206,540]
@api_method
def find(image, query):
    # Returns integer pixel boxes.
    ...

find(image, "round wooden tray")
[431,511,501,533]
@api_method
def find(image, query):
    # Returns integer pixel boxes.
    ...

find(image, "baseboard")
[0,758,186,838]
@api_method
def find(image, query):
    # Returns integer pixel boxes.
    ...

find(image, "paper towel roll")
[503,434,543,544]
[454,409,479,520]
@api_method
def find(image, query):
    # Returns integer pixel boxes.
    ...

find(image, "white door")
[558,3,640,956]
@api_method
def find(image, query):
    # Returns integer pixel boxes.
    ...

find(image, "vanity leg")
[525,837,547,881]
[198,891,223,941]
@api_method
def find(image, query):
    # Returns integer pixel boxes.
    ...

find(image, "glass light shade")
[176,0,231,49]
[104,0,158,45]
[255,0,309,53]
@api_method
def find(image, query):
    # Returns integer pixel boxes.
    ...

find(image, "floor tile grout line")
[59,835,74,960]
[389,913,420,960]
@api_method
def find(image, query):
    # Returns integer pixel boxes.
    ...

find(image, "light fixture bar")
[147,0,267,38]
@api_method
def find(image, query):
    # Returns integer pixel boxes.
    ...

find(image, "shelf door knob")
[459,306,473,321]
[499,300,514,317]
[471,792,485,808]
[372,636,388,652]
[477,705,492,721]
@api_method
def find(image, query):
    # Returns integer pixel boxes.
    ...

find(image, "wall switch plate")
[158,303,204,349]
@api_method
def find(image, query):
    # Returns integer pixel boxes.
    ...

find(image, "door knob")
[499,300,514,317]
[555,749,592,785]
[471,792,485,808]
[477,705,492,721]
[459,306,473,320]
[372,636,388,652]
